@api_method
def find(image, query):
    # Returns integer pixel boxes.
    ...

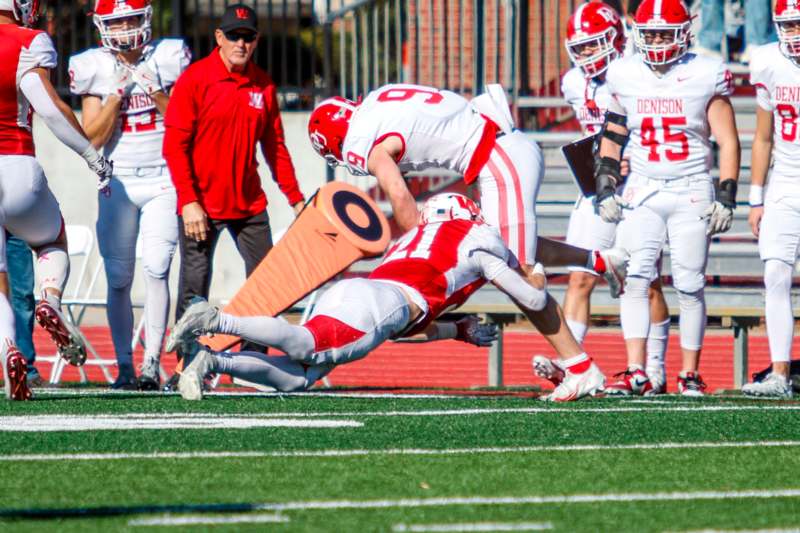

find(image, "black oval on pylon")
[331,190,383,242]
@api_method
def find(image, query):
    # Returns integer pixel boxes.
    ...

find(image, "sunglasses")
[224,30,258,43]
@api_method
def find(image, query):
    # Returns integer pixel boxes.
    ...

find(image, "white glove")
[455,316,499,347]
[131,61,162,96]
[81,145,113,196]
[110,62,135,98]
[594,194,627,223]
[703,201,734,236]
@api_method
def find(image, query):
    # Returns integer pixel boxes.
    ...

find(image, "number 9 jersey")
[605,52,732,179]
[750,42,800,185]
[68,39,190,169]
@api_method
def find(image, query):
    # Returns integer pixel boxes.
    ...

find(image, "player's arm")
[80,94,122,149]
[394,316,498,347]
[705,95,741,236]
[368,136,419,231]
[19,68,112,189]
[474,249,548,312]
[593,99,630,223]
[748,106,773,237]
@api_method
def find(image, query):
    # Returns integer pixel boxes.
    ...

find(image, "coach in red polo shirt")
[163,3,304,361]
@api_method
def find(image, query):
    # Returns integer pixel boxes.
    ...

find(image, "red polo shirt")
[163,48,304,219]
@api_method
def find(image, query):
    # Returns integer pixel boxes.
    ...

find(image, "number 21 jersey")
[605,53,732,179]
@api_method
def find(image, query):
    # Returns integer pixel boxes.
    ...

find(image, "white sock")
[621,276,650,340]
[217,313,315,359]
[107,285,134,369]
[0,293,16,344]
[212,351,332,392]
[646,318,670,374]
[764,259,793,363]
[36,245,69,296]
[677,288,706,351]
[566,319,588,345]
[143,274,169,361]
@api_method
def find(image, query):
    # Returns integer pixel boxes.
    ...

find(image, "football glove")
[455,315,498,347]
[131,61,162,96]
[704,179,737,236]
[81,146,113,196]
[594,156,627,223]
[110,62,135,98]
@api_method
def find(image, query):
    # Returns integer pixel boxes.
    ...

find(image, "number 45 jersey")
[750,42,800,184]
[69,39,191,169]
[605,53,732,179]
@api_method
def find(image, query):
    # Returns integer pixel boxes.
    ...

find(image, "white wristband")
[749,185,764,207]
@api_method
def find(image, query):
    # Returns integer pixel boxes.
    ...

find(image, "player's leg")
[96,178,140,388]
[2,157,85,366]
[668,179,714,396]
[645,272,670,393]
[609,192,668,396]
[0,228,31,400]
[135,180,179,389]
[743,196,798,397]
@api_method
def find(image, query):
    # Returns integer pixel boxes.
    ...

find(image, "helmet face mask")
[565,1,625,78]
[0,0,41,27]
[633,0,692,66]
[776,0,800,62]
[420,193,483,224]
[307,97,358,167]
[93,0,152,52]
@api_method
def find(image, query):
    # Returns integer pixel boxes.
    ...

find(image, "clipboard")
[561,134,628,197]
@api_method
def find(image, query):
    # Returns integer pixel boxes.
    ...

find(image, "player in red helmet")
[69,0,192,390]
[594,0,740,396]
[564,0,625,79]
[742,0,800,397]
[307,96,358,166]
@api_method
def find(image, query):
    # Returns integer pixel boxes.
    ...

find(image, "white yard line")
[674,529,800,533]
[4,440,800,462]
[128,513,288,527]
[392,522,553,532]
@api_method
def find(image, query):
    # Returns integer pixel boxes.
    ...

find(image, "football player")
[69,0,191,390]
[548,0,671,393]
[307,84,629,398]
[168,193,607,401]
[594,0,740,396]
[742,0,800,398]
[0,0,113,399]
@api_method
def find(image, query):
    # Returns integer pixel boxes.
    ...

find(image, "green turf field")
[1,392,799,532]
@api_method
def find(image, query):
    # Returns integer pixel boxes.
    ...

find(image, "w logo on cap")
[236,7,249,19]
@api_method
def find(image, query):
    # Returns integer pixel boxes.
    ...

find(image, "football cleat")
[742,373,793,399]
[111,373,138,391]
[543,360,605,402]
[178,346,216,401]
[646,365,667,394]
[677,371,707,397]
[2,341,31,401]
[605,367,655,396]
[532,355,565,386]
[594,248,629,298]
[35,300,87,366]
[165,297,220,353]
[137,357,161,391]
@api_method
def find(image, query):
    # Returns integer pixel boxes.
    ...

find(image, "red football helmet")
[93,0,153,52]
[307,96,358,167]
[632,0,692,66]
[420,193,483,224]
[775,0,800,61]
[0,0,40,27]
[565,1,625,78]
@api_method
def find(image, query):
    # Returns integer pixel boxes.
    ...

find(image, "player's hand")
[703,201,734,236]
[182,202,210,242]
[748,205,764,238]
[82,147,113,196]
[594,194,627,223]
[620,157,630,178]
[110,61,135,98]
[131,61,162,96]
[455,315,498,347]
[292,201,304,217]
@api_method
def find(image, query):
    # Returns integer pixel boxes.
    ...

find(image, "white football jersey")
[605,53,732,179]
[750,42,800,183]
[69,39,191,169]
[341,83,486,177]
[561,66,615,135]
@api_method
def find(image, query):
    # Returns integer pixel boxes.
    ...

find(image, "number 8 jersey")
[750,42,800,184]
[69,39,190,169]
[605,52,732,179]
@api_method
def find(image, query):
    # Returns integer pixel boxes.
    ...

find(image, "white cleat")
[646,365,667,395]
[532,355,565,386]
[742,373,793,399]
[597,248,629,298]
[165,297,220,353]
[178,346,216,401]
[543,362,606,402]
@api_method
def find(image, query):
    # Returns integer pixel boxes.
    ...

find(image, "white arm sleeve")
[473,250,547,312]
[19,70,91,156]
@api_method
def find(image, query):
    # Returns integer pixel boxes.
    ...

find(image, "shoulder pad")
[149,39,191,87]
[68,48,106,96]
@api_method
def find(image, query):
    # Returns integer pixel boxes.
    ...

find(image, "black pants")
[176,210,272,354]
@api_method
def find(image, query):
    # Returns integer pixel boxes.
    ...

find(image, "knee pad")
[623,275,650,299]
[676,287,704,310]
[104,258,135,290]
[673,269,705,294]
[764,259,793,294]
[276,374,311,392]
[142,253,173,281]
